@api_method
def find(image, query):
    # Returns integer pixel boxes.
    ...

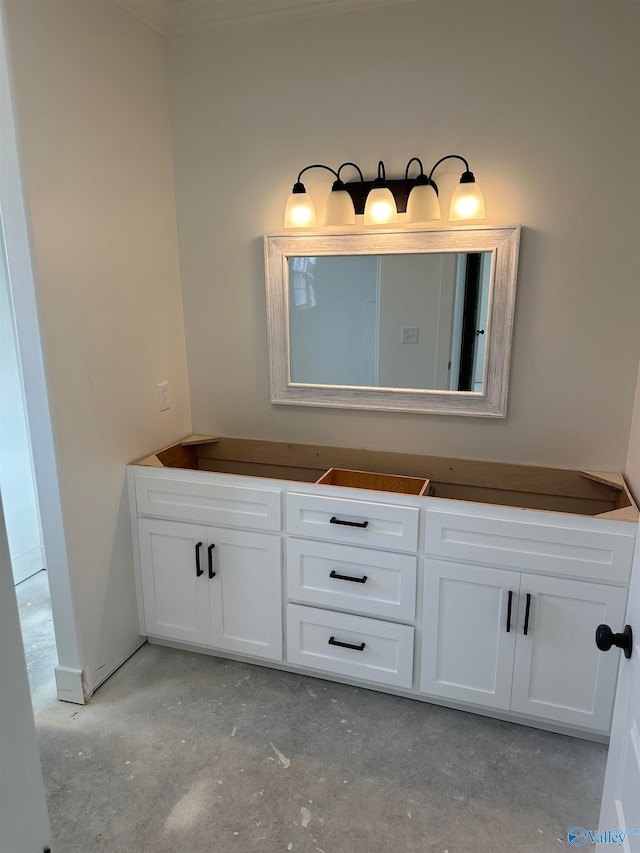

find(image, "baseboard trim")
[11,545,45,585]
[54,666,86,705]
[86,637,147,696]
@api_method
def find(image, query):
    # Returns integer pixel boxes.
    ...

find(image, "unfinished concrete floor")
[18,571,607,853]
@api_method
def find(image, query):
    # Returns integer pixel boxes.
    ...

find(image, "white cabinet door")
[139,520,283,660]
[511,574,627,731]
[599,536,640,839]
[209,528,282,661]
[138,518,212,645]
[421,559,518,709]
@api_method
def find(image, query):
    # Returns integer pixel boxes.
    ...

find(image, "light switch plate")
[157,382,170,411]
[401,326,419,344]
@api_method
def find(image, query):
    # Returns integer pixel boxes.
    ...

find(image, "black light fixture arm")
[405,157,425,179]
[337,161,365,184]
[334,162,365,196]
[405,156,439,195]
[428,154,474,184]
[292,163,340,194]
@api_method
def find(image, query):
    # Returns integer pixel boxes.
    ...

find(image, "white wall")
[625,364,640,502]
[0,491,51,852]
[4,0,191,697]
[169,0,640,471]
[0,236,43,584]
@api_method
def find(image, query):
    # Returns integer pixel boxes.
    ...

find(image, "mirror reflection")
[288,253,491,392]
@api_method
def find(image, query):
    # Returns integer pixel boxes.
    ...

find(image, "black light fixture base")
[341,177,438,216]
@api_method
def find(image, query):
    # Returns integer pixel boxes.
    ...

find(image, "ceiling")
[110,0,412,37]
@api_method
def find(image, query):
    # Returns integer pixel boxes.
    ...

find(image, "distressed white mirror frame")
[264,225,521,417]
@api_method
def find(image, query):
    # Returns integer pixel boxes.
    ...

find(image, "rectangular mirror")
[264,226,520,417]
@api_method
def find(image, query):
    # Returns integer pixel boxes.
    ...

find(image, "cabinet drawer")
[287,492,419,553]
[287,539,417,621]
[286,604,414,688]
[425,508,635,583]
[134,474,281,531]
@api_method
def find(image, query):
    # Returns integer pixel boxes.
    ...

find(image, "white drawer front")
[287,492,419,553]
[286,604,414,688]
[287,539,417,621]
[425,509,635,583]
[135,474,281,531]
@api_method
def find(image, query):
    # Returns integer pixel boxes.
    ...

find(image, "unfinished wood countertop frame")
[132,435,638,521]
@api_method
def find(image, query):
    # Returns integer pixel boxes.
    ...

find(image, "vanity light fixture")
[283,154,485,228]
[440,156,486,221]
[324,161,362,227]
[363,161,398,226]
[405,157,441,224]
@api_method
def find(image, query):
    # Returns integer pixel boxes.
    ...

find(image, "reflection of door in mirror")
[450,253,491,392]
[377,253,457,391]
[288,253,491,392]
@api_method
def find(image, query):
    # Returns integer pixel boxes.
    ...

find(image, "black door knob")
[595,624,633,659]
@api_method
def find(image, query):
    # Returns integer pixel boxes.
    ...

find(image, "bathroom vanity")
[127,436,637,741]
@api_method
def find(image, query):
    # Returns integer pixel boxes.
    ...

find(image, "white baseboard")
[54,666,86,705]
[11,545,45,585]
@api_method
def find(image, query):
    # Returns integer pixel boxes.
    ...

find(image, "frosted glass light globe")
[364,187,398,226]
[284,190,317,228]
[325,189,356,226]
[449,181,485,221]
[406,183,441,224]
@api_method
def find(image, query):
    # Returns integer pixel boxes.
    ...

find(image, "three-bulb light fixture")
[284,155,485,229]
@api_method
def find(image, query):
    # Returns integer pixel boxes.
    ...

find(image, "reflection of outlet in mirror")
[401,326,419,344]
[157,381,171,411]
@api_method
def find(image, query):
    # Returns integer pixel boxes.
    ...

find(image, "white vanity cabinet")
[420,505,635,733]
[127,436,639,740]
[132,470,284,662]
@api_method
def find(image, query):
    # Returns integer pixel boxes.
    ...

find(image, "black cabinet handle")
[506,590,513,633]
[523,593,531,635]
[208,543,216,579]
[596,624,633,659]
[330,569,368,584]
[195,541,203,577]
[330,516,369,529]
[328,635,366,652]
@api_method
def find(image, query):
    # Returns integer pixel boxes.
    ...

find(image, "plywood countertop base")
[131,436,638,521]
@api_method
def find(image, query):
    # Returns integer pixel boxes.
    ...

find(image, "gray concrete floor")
[17,570,607,853]
[16,568,58,712]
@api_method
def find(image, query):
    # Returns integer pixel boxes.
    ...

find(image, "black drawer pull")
[506,590,513,633]
[195,541,204,577]
[208,543,216,579]
[330,569,368,584]
[330,516,369,529]
[328,636,366,652]
[523,593,532,635]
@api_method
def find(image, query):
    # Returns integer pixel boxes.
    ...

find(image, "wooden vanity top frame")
[133,435,638,521]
